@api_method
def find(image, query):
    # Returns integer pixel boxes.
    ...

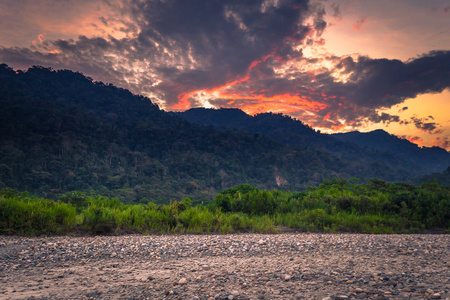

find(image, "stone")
[431,294,442,299]
[179,277,187,284]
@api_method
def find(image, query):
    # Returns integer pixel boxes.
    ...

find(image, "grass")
[0,178,448,235]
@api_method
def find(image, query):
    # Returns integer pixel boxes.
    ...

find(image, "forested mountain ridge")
[177,108,450,175]
[0,64,345,201]
[332,130,450,173]
[0,64,438,203]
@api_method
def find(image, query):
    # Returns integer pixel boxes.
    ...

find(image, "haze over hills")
[0,64,448,202]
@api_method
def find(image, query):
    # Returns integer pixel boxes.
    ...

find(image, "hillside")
[0,64,363,202]
[177,108,449,175]
[333,130,450,173]
[1,64,441,202]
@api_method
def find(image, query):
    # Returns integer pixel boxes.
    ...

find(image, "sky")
[0,0,449,150]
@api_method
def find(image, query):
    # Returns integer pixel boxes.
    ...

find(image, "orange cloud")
[405,135,424,147]
[171,55,270,111]
[38,33,46,43]
[433,137,450,150]
[352,17,367,31]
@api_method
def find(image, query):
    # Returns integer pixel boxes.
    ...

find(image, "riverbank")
[0,234,449,299]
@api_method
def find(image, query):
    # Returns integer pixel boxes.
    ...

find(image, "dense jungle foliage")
[1,179,448,235]
[4,64,443,202]
[0,64,344,201]
[178,108,450,175]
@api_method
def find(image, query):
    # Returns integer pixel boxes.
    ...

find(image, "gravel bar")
[0,234,449,299]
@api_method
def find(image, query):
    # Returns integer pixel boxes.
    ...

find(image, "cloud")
[1,0,316,108]
[433,137,450,149]
[367,112,400,124]
[204,49,450,131]
[330,2,341,19]
[0,0,449,136]
[352,17,367,31]
[410,116,438,133]
[401,135,424,147]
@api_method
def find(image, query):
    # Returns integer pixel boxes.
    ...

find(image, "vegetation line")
[1,178,448,236]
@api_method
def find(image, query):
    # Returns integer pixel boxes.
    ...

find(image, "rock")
[179,277,187,284]
[86,291,100,297]
[336,296,348,299]
[284,275,291,281]
[431,294,442,299]
[231,290,239,296]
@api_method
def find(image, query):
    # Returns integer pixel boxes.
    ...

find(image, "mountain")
[0,64,443,203]
[415,166,450,186]
[176,108,326,147]
[177,108,449,175]
[332,130,450,173]
[0,64,363,202]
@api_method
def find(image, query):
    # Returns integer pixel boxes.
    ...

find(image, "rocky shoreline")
[0,234,449,299]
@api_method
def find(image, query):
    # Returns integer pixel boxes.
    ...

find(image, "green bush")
[1,180,448,235]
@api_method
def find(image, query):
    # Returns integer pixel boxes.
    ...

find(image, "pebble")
[0,234,448,299]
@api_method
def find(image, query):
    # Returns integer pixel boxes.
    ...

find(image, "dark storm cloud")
[1,0,449,133]
[311,3,327,36]
[210,49,450,129]
[127,0,311,95]
[0,0,314,106]
[331,51,450,107]
[312,50,450,126]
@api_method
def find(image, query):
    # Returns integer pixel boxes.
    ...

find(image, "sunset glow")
[0,0,448,149]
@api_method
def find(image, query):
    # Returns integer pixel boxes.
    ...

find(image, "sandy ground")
[0,234,449,299]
